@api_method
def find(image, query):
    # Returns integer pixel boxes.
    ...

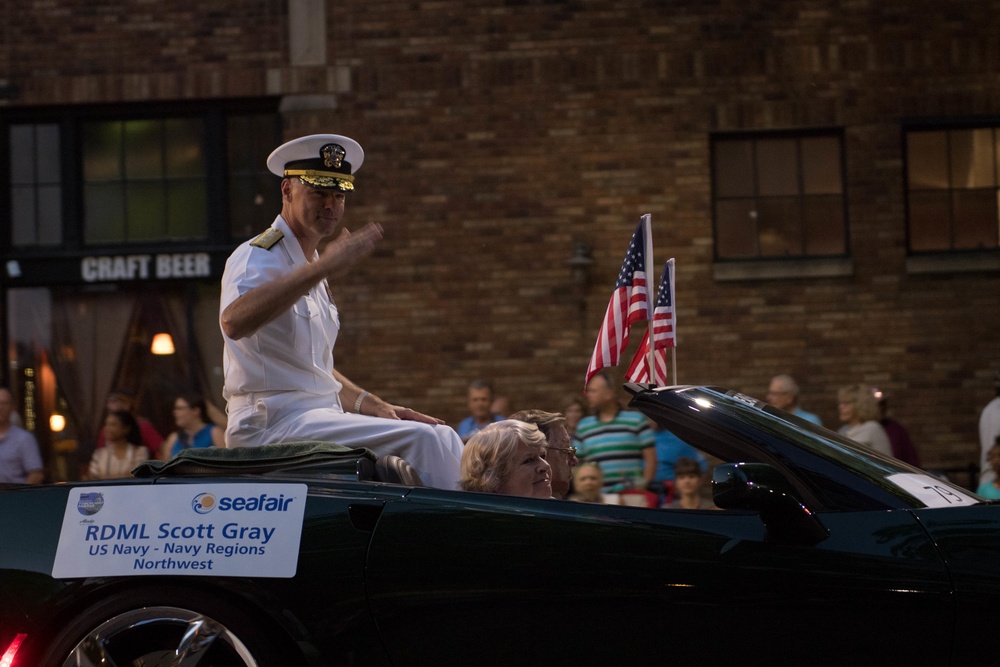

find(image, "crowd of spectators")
[3,368,998,502]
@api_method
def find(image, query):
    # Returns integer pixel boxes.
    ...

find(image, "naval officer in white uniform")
[220,134,463,489]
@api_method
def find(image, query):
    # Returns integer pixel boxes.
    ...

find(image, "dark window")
[9,123,63,247]
[82,118,208,243]
[712,131,847,260]
[4,101,280,249]
[905,126,1000,252]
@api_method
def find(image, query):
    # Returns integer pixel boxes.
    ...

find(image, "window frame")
[902,118,1000,258]
[0,97,281,257]
[711,128,850,265]
[8,122,64,247]
[80,116,211,245]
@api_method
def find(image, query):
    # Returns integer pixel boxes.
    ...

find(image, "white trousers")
[225,392,463,490]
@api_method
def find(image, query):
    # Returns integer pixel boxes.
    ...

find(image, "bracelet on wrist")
[354,390,370,413]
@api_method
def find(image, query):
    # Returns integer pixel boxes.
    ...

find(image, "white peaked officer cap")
[266,134,365,192]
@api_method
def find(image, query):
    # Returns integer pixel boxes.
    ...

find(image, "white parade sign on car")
[887,474,979,508]
[52,483,308,579]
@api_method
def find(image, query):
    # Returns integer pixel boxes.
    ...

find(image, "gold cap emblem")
[321,144,346,168]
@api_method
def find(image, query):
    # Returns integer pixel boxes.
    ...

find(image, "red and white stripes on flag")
[584,220,649,388]
[625,258,676,385]
[624,330,667,384]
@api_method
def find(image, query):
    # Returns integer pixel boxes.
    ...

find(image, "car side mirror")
[712,462,829,546]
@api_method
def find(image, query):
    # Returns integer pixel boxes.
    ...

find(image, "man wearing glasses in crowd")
[766,374,823,426]
[509,409,578,499]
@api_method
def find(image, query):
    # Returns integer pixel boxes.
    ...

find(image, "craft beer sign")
[4,251,227,286]
[81,252,211,281]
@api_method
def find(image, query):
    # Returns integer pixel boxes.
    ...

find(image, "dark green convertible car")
[1,384,996,666]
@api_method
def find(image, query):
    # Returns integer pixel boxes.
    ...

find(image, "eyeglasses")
[546,445,577,458]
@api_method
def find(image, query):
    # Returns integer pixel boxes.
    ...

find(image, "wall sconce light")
[151,333,176,355]
[567,242,594,286]
[567,242,595,329]
[49,413,66,432]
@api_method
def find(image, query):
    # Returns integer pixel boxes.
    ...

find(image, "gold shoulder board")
[250,228,284,250]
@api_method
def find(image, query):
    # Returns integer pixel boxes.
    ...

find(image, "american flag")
[625,258,676,385]
[585,220,649,388]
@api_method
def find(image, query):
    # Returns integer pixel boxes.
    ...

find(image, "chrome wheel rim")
[61,605,258,667]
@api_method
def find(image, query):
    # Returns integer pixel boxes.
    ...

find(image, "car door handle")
[348,502,385,532]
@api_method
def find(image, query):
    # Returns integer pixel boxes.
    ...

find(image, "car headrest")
[374,455,424,486]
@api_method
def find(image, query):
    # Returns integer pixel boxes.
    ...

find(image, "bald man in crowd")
[766,374,823,426]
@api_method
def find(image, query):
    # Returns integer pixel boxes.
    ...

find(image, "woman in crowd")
[560,394,588,438]
[460,420,552,498]
[976,441,1000,499]
[88,410,149,479]
[160,394,225,461]
[837,384,892,457]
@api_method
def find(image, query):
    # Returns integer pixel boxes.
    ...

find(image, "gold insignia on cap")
[321,144,346,168]
[284,169,355,191]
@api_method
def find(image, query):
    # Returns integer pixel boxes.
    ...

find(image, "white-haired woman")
[837,384,892,457]
[460,420,552,498]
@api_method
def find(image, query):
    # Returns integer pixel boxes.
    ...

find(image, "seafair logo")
[191,491,296,514]
[77,492,105,516]
[192,493,217,514]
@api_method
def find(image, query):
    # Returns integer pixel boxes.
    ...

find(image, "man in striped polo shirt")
[575,369,656,492]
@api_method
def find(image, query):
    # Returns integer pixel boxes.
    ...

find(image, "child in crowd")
[569,462,618,504]
[663,457,716,510]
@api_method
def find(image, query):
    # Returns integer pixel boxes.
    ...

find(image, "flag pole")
[672,346,677,386]
[670,258,677,386]
[641,214,655,383]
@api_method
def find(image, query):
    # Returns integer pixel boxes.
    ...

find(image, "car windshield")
[645,386,982,510]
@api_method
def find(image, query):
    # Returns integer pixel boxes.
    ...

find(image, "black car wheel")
[36,587,295,667]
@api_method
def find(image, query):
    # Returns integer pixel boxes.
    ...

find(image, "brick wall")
[3,0,999,470]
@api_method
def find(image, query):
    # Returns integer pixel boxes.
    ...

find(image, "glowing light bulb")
[49,414,66,432]
[151,333,175,355]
